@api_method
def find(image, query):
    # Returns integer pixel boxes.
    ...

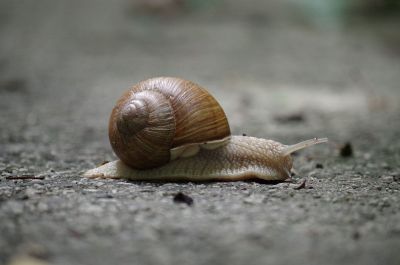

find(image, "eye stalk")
[281,138,328,157]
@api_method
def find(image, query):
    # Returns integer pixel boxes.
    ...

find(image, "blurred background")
[1,0,399,139]
[0,1,400,264]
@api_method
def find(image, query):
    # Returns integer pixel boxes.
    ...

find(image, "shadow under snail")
[84,77,327,181]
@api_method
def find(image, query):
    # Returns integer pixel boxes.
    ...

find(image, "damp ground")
[0,1,399,265]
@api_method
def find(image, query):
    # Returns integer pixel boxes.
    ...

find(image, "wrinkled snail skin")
[83,136,328,181]
[84,76,328,181]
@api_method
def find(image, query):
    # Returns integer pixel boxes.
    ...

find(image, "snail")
[84,77,327,181]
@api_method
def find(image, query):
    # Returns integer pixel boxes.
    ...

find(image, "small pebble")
[393,174,400,182]
[380,175,394,183]
[95,182,105,187]
[294,179,306,190]
[340,142,353,157]
[352,231,361,240]
[275,113,305,123]
[173,192,193,206]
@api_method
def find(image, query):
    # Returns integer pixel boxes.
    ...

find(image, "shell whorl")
[109,77,231,169]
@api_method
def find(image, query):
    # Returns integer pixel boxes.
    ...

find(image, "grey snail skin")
[84,77,327,181]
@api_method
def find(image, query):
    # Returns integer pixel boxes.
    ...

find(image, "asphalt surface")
[0,1,399,265]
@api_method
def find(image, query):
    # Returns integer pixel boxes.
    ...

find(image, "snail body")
[84,136,327,181]
[84,77,327,181]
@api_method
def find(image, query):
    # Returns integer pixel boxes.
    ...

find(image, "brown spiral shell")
[109,77,231,169]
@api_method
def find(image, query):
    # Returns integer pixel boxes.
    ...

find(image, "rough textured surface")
[0,1,399,265]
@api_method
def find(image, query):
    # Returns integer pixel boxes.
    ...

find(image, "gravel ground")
[0,1,399,265]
